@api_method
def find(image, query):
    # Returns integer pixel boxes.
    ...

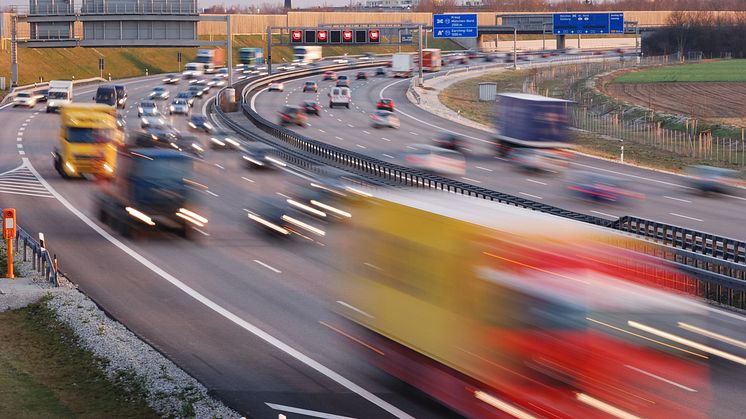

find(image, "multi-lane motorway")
[251,64,746,240]
[0,57,745,418]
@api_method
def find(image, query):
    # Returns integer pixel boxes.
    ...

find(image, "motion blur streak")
[281,215,325,236]
[483,252,589,284]
[473,391,537,419]
[586,317,707,359]
[575,393,641,419]
[318,321,384,356]
[629,321,746,366]
[678,322,746,350]
[248,213,288,235]
[125,206,155,226]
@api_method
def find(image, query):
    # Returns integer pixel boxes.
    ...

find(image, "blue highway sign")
[553,12,624,35]
[433,13,478,38]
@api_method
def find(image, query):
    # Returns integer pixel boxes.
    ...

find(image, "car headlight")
[170,106,175,111]
[137,107,143,113]
[118,99,124,104]
[141,118,148,124]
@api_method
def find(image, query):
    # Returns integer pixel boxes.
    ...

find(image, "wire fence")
[519,53,746,167]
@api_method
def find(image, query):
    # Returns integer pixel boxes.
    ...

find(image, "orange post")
[3,208,16,279]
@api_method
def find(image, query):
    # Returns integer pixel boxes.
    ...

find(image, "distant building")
[364,0,417,9]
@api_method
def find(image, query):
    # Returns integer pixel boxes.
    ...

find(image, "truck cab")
[53,103,123,179]
[95,147,206,239]
[46,80,73,113]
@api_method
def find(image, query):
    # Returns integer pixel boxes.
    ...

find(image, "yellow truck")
[334,190,710,418]
[53,103,123,179]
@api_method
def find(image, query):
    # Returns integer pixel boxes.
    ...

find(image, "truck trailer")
[196,48,226,73]
[422,48,442,72]
[392,52,415,78]
[293,46,323,64]
[334,190,711,418]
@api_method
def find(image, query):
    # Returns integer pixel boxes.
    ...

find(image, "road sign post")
[177,51,182,71]
[433,13,477,39]
[4,208,16,279]
[98,57,104,79]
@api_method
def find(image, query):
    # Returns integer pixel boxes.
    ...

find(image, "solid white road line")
[382,153,394,159]
[669,212,703,222]
[22,156,414,419]
[241,176,255,183]
[526,178,547,185]
[266,402,355,419]
[590,210,618,218]
[461,177,481,183]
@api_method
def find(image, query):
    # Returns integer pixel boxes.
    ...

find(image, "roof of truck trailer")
[499,92,572,102]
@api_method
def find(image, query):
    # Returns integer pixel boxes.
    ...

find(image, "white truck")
[182,62,206,80]
[293,46,323,64]
[392,52,416,78]
[46,80,73,113]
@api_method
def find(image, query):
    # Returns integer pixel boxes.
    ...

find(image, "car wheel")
[346,104,350,109]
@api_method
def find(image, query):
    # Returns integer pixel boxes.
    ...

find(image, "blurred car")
[188,85,206,99]
[217,67,229,78]
[278,105,308,126]
[208,77,225,88]
[137,100,160,117]
[453,55,468,65]
[483,53,497,62]
[116,113,126,131]
[115,85,128,109]
[685,165,742,194]
[175,91,195,107]
[404,144,466,176]
[467,50,479,59]
[333,57,349,64]
[194,79,209,90]
[336,75,349,87]
[162,74,180,84]
[242,143,285,170]
[168,98,190,115]
[567,171,645,203]
[208,129,241,151]
[302,101,321,116]
[303,81,318,93]
[376,98,395,112]
[511,148,573,172]
[13,91,42,107]
[268,81,285,92]
[356,71,368,80]
[322,71,337,81]
[188,114,213,132]
[370,111,400,129]
[141,115,168,129]
[375,67,386,76]
[433,133,466,151]
[247,197,325,239]
[135,129,204,158]
[37,89,48,102]
[149,86,170,101]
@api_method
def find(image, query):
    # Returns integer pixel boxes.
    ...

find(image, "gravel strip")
[2,244,242,418]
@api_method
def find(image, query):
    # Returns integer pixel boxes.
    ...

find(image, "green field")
[612,59,746,83]
[1,35,461,87]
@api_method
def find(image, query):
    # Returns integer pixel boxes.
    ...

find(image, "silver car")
[141,115,168,129]
[169,99,190,115]
[370,111,400,129]
[137,101,160,117]
[149,86,170,101]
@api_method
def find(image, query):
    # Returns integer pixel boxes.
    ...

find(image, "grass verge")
[3,35,462,87]
[438,69,527,126]
[0,297,159,419]
[612,59,746,83]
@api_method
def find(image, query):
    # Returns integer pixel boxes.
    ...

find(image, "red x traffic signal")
[342,30,353,43]
[317,30,328,43]
[369,29,380,43]
[291,30,303,43]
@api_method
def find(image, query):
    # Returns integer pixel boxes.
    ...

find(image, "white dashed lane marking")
[519,192,543,200]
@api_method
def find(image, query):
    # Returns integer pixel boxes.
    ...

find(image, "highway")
[250,63,746,240]
[0,59,745,418]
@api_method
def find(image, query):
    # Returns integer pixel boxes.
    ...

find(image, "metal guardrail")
[214,59,746,310]
[15,226,58,286]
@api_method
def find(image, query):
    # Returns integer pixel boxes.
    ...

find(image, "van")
[94,85,117,107]
[328,87,351,108]
[403,144,466,176]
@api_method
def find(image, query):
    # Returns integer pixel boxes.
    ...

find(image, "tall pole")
[266,26,272,75]
[513,27,517,71]
[418,24,423,85]
[11,15,18,88]
[227,14,233,87]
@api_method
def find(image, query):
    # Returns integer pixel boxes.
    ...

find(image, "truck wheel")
[346,103,350,109]
[97,206,109,225]
[497,142,511,158]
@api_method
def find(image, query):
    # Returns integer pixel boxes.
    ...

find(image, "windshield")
[135,158,191,182]
[95,89,116,106]
[17,92,30,98]
[66,127,114,143]
[48,91,67,99]
[115,87,124,96]
[141,102,155,108]
[154,87,165,92]
[173,100,186,105]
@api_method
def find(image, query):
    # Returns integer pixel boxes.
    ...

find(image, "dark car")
[246,197,324,239]
[133,129,204,158]
[567,171,645,203]
[114,85,127,109]
[242,143,284,170]
[322,71,337,81]
[685,165,742,194]
[356,71,368,80]
[37,89,48,102]
[278,105,308,126]
[375,67,386,76]
[188,114,213,133]
[336,75,349,87]
[188,85,205,99]
[302,101,321,116]
[376,98,395,112]
[303,81,318,93]
[433,133,467,151]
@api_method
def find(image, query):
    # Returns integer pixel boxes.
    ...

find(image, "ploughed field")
[604,82,746,124]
